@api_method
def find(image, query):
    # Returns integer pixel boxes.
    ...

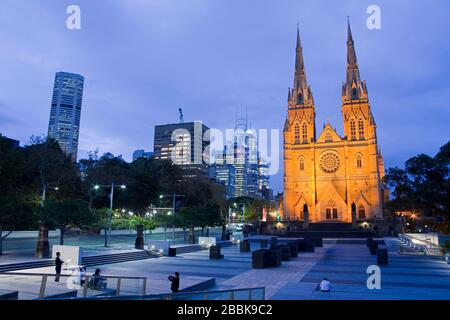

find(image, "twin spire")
[289,20,368,107]
[288,25,313,107]
[344,19,367,101]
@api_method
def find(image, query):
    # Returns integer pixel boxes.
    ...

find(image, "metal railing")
[71,287,266,301]
[398,234,442,256]
[0,272,147,300]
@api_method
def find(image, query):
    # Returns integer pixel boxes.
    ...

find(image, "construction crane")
[178,108,184,123]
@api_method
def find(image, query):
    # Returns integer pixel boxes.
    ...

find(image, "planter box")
[299,239,315,252]
[240,240,250,253]
[252,249,267,269]
[377,248,388,265]
[369,242,379,255]
[275,244,291,261]
[209,245,224,260]
[266,248,282,267]
[288,243,299,258]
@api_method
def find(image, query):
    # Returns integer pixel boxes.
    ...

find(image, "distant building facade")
[132,149,153,161]
[153,121,210,178]
[47,72,84,162]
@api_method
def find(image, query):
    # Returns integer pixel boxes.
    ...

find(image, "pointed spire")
[344,18,367,101]
[346,18,358,70]
[291,24,312,107]
[347,17,354,44]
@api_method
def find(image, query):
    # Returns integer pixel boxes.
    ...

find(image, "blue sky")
[1,0,449,193]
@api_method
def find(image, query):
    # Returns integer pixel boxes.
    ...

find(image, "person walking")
[168,272,180,293]
[54,252,64,282]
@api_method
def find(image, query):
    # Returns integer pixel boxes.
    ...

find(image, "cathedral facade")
[283,23,386,223]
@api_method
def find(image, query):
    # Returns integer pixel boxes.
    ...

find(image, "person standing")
[168,272,180,293]
[54,252,64,282]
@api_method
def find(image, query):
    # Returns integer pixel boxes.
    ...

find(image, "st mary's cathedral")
[283,22,386,223]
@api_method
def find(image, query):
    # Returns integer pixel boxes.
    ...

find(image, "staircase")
[0,260,54,272]
[286,222,375,238]
[81,250,158,267]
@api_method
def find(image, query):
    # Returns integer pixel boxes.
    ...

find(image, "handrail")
[0,271,147,281]
[68,286,266,300]
[0,271,148,299]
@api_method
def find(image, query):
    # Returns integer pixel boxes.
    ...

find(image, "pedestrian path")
[272,238,450,300]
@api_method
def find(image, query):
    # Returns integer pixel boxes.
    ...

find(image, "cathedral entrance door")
[325,208,338,220]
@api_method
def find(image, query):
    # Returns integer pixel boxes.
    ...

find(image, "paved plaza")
[1,237,450,300]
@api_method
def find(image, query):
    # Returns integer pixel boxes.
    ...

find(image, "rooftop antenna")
[178,108,184,123]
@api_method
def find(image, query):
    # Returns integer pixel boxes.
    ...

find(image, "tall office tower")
[245,128,259,196]
[47,72,84,162]
[153,121,210,178]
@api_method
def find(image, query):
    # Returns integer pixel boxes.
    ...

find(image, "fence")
[0,271,147,300]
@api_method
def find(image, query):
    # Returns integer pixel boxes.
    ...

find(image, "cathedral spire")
[290,25,313,107]
[343,19,368,101]
[293,25,308,92]
[346,19,361,86]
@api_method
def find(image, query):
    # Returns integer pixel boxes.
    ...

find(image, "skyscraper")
[47,72,84,162]
[153,121,210,178]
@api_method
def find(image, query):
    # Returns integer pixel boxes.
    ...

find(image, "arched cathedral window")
[294,123,300,144]
[352,88,358,99]
[350,120,356,140]
[302,123,308,143]
[358,119,365,140]
[299,157,305,171]
[326,200,338,220]
[356,154,363,168]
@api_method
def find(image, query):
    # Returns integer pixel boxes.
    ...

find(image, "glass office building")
[47,72,84,162]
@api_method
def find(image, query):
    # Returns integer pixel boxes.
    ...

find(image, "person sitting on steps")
[316,277,331,293]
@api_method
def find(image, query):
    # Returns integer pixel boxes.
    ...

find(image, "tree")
[0,196,34,255]
[43,199,93,245]
[384,141,450,232]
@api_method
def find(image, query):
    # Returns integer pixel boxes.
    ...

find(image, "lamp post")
[160,193,184,241]
[94,182,126,247]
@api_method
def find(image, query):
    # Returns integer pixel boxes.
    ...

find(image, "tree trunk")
[188,224,195,244]
[164,227,167,240]
[59,228,65,245]
[0,232,3,256]
[172,226,175,240]
[221,224,227,241]
[36,221,50,258]
[183,227,187,241]
[206,227,209,237]
[201,226,205,237]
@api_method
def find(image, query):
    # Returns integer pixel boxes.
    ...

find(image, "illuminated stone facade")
[283,23,386,223]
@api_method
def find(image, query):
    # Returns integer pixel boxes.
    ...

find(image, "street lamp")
[94,182,127,247]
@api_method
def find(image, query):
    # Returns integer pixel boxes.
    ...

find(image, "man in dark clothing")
[168,272,180,293]
[54,252,63,282]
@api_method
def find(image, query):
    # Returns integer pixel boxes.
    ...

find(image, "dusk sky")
[1,0,449,193]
